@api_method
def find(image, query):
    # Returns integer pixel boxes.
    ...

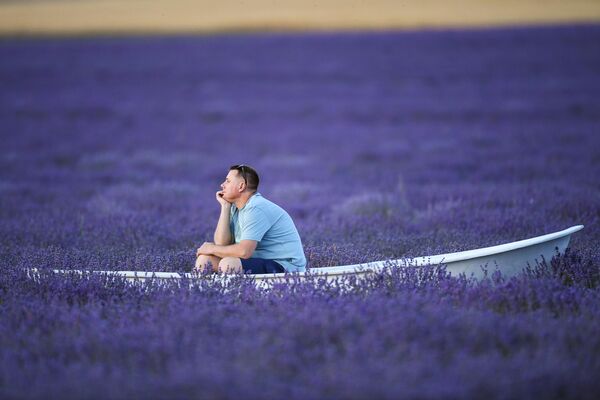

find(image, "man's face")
[220,170,245,201]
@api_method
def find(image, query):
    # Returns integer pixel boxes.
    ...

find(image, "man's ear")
[238,181,246,193]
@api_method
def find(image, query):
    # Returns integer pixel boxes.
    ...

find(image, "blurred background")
[1,0,600,35]
[1,0,599,269]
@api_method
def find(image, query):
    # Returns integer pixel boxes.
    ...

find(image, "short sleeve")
[229,207,236,239]
[240,207,270,241]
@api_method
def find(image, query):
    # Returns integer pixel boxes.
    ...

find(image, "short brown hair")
[229,164,259,192]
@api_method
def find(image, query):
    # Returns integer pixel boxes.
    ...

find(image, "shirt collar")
[238,192,261,211]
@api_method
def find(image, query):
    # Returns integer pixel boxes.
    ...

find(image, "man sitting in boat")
[195,164,307,274]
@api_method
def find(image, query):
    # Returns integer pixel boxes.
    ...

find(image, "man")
[195,164,307,274]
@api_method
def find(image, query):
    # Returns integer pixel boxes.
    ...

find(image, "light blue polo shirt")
[230,193,306,272]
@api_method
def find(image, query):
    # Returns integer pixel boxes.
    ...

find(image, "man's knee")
[218,257,242,273]
[195,255,218,273]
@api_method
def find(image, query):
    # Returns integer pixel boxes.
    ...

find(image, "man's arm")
[197,240,257,259]
[214,191,232,245]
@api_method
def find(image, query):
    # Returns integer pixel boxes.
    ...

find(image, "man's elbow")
[239,248,253,259]
[238,245,256,259]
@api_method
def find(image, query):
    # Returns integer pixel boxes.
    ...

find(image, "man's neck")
[234,191,256,210]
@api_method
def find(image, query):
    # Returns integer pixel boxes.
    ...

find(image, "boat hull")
[430,232,572,278]
[37,225,583,285]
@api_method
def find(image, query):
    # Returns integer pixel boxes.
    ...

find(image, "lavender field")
[1,25,600,398]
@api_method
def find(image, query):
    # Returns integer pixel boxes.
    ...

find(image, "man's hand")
[196,242,215,257]
[216,191,231,208]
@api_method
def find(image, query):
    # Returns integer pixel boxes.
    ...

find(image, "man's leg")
[195,255,221,273]
[218,257,243,273]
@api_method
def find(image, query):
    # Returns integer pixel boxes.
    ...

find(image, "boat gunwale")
[250,224,584,279]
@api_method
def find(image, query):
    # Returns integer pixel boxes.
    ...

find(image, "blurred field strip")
[1,0,600,36]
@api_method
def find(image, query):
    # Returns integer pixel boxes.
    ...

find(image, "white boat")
[38,225,583,286]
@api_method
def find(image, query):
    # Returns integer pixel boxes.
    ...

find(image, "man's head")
[220,164,259,201]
